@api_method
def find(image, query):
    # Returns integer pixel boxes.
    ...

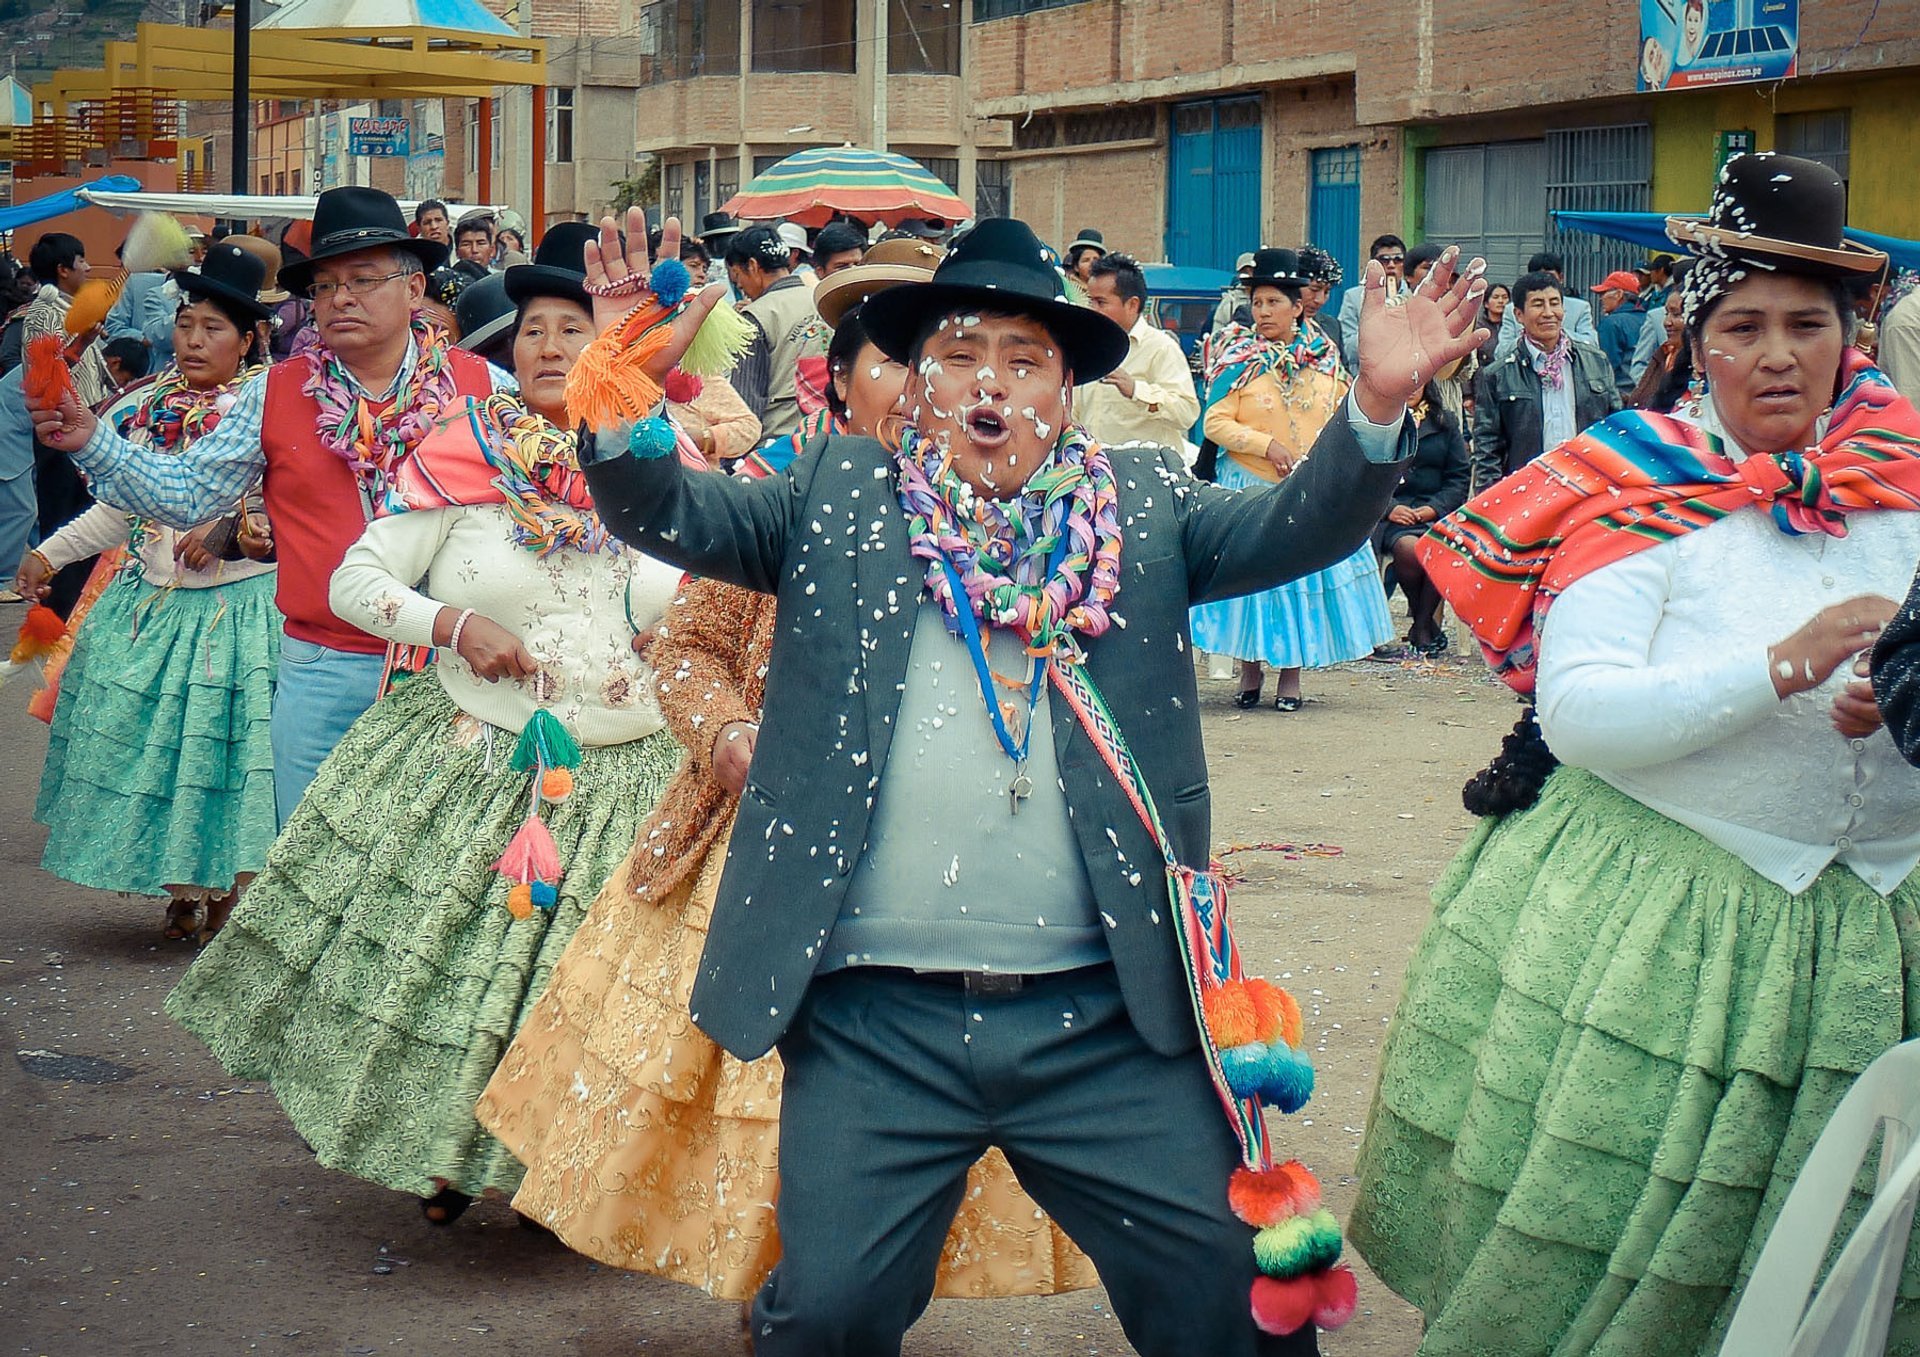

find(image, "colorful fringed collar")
[302,318,460,487]
[127,363,260,454]
[1201,321,1342,406]
[893,422,1122,662]
[1419,352,1920,693]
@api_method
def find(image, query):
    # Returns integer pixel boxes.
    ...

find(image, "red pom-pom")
[1204,980,1261,1049]
[22,335,74,409]
[11,604,69,662]
[1314,1264,1358,1329]
[663,369,704,405]
[1250,1275,1318,1336]
[1229,1161,1322,1227]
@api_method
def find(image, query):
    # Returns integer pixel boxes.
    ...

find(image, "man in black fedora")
[573,214,1490,1355]
[26,184,517,823]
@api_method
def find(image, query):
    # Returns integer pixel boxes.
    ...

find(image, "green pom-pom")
[1252,1209,1343,1279]
[511,708,581,773]
[678,296,755,377]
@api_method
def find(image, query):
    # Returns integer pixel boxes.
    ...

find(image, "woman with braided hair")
[1351,154,1920,1355]
[164,218,739,1225]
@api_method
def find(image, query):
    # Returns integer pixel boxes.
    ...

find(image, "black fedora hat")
[173,239,272,323]
[454,272,517,362]
[860,216,1130,381]
[699,210,744,242]
[1067,228,1105,255]
[1666,153,1886,280]
[278,186,448,295]
[1243,247,1310,291]
[503,221,598,311]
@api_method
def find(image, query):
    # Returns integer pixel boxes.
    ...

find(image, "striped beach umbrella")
[723,145,970,229]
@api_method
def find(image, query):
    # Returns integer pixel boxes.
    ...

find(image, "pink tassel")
[493,814,560,885]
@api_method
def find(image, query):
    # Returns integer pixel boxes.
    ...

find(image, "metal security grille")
[976,159,1011,219]
[1544,124,1652,292]
[1423,140,1546,287]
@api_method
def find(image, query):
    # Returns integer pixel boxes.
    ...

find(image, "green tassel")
[678,298,756,377]
[510,708,582,772]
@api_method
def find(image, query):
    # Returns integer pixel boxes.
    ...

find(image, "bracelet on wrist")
[27,546,54,576]
[447,607,476,656]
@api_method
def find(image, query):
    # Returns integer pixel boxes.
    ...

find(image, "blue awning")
[1553,210,1920,275]
[0,176,143,235]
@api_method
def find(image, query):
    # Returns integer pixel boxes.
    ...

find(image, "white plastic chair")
[1720,1039,1920,1357]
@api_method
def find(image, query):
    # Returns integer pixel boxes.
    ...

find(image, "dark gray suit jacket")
[583,415,1410,1060]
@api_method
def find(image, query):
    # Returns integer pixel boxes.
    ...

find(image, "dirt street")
[3,598,1516,1357]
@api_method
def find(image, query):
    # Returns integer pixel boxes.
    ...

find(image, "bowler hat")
[1243,247,1310,291]
[278,186,448,295]
[1067,228,1105,256]
[699,210,744,242]
[454,272,517,361]
[173,239,272,324]
[1666,153,1886,280]
[503,221,598,311]
[860,216,1130,381]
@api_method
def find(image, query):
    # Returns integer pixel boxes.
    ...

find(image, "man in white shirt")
[1074,252,1202,456]
[1881,286,1920,401]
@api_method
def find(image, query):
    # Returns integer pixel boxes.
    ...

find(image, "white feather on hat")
[122,213,194,275]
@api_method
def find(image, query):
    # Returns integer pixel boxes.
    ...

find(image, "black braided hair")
[1461,708,1560,817]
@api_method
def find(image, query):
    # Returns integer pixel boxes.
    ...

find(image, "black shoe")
[1274,695,1303,713]
[420,1186,472,1226]
[1233,689,1262,709]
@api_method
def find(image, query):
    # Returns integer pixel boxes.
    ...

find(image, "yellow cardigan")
[1204,364,1348,482]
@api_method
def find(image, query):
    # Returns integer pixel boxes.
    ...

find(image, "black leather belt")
[861,965,1107,997]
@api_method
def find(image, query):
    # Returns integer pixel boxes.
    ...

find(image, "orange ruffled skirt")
[475,807,1098,1301]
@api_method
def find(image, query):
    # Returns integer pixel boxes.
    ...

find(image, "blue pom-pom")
[627,414,679,461]
[1261,1045,1315,1114]
[529,881,559,911]
[649,257,692,309]
[1219,1043,1271,1099]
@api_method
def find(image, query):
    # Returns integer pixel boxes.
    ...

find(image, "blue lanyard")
[938,554,1053,768]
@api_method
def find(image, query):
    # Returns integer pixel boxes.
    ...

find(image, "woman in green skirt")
[1351,154,1920,1355]
[164,220,708,1223]
[18,241,278,943]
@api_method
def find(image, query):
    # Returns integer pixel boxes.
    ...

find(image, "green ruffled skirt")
[1351,768,1920,1357]
[36,569,279,897]
[165,674,682,1199]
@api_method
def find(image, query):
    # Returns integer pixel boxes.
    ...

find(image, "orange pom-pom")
[11,605,69,662]
[506,883,535,919]
[1243,978,1305,1049]
[22,335,74,409]
[540,767,574,802]
[64,279,115,336]
[1228,1161,1322,1227]
[1203,979,1261,1049]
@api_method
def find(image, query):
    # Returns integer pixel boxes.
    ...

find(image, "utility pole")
[871,0,888,153]
[231,0,250,204]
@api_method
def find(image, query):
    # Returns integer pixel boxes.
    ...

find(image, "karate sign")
[348,117,411,158]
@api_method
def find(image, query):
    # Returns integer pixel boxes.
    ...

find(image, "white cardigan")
[1536,410,1920,896]
[329,503,683,747]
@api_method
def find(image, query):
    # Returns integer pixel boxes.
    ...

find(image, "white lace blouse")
[1536,401,1920,897]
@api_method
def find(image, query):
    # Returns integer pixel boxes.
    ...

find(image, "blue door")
[1308,145,1361,314]
[1166,97,1262,269]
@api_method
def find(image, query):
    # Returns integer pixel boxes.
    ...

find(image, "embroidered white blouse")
[1536,399,1920,896]
[329,503,683,747]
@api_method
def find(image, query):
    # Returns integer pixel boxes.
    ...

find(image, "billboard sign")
[348,116,411,158]
[1639,0,1797,91]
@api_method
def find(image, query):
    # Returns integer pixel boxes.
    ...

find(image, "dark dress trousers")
[582,413,1412,1062]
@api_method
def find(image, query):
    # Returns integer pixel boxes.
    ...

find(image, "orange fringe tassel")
[11,605,68,663]
[564,301,672,431]
[23,336,74,409]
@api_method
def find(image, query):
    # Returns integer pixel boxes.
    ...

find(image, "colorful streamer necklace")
[124,362,260,559]
[467,394,615,558]
[303,317,460,488]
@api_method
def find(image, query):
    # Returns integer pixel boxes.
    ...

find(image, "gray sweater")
[824,600,1106,975]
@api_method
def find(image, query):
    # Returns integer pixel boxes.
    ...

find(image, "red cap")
[1591,270,1641,294]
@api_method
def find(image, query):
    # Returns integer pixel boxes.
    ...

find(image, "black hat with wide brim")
[454,272,517,359]
[1666,153,1887,281]
[502,221,598,311]
[277,186,449,295]
[859,217,1130,382]
[172,239,272,324]
[1243,247,1310,291]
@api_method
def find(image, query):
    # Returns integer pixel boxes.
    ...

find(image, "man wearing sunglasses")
[25,187,517,821]
[1337,234,1407,370]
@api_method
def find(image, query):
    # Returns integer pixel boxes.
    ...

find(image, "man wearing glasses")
[25,187,516,820]
[1337,235,1406,370]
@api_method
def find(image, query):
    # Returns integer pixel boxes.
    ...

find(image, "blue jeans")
[271,635,386,826]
